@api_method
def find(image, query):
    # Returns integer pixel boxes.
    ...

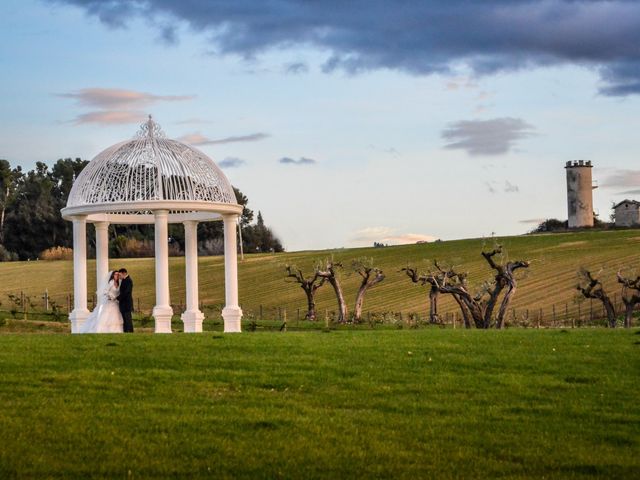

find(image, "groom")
[118,268,134,333]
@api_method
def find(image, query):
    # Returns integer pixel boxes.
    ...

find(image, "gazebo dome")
[63,116,244,334]
[62,116,241,223]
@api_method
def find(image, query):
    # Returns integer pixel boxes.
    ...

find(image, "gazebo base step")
[222,306,243,333]
[153,305,174,333]
[181,310,205,333]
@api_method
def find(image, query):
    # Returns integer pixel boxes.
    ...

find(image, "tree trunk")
[354,285,366,322]
[459,293,484,328]
[496,283,517,329]
[353,269,384,322]
[604,298,617,328]
[329,277,348,323]
[623,301,635,328]
[428,286,439,323]
[0,184,8,242]
[303,286,317,321]
[483,283,504,328]
[452,293,471,328]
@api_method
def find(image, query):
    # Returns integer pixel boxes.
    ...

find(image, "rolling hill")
[0,229,638,323]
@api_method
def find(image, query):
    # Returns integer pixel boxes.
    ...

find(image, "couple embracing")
[79,268,134,334]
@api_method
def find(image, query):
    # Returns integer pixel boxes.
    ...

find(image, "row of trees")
[285,245,639,328]
[285,258,385,323]
[284,245,531,328]
[0,158,86,260]
[0,158,283,260]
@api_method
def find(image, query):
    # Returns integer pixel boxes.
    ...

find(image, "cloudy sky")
[1,0,639,251]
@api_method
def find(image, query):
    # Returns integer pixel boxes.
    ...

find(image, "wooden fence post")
[577,303,581,326]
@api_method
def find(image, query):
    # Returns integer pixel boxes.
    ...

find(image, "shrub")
[0,244,19,262]
[39,246,73,261]
[168,241,182,257]
[198,238,224,256]
[113,236,154,258]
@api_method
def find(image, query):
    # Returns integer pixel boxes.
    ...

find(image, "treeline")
[0,158,283,261]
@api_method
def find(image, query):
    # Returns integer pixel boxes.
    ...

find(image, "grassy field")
[0,229,638,324]
[0,329,638,478]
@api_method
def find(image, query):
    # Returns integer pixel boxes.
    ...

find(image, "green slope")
[0,229,638,322]
[1,330,639,478]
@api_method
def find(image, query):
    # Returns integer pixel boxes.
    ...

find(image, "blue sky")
[1,0,639,251]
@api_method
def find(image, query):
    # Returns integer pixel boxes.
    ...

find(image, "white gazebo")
[61,117,243,333]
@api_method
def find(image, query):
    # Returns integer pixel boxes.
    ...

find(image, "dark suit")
[118,276,134,333]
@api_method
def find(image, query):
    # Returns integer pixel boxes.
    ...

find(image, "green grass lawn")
[1,329,638,478]
[0,229,639,325]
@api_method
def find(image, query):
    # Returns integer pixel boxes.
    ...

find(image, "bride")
[79,271,124,333]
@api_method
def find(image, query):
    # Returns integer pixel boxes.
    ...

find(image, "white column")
[69,216,89,333]
[94,222,110,296]
[222,214,242,332]
[181,220,204,332]
[152,210,173,333]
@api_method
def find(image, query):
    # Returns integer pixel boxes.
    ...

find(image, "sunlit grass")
[0,329,638,478]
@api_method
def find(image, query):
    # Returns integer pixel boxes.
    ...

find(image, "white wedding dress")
[79,278,124,334]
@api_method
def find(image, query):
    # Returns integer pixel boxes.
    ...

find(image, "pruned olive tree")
[316,259,348,323]
[404,245,529,329]
[617,270,640,328]
[352,258,385,322]
[577,268,617,327]
[401,262,455,324]
[428,265,485,328]
[284,265,325,321]
[480,247,530,329]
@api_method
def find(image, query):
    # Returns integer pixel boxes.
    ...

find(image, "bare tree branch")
[352,258,385,322]
[284,264,325,321]
[316,259,348,323]
[577,268,618,327]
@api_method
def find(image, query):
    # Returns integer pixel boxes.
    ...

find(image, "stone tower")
[565,160,596,228]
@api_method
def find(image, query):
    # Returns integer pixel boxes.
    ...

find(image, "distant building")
[613,200,640,227]
[565,160,597,228]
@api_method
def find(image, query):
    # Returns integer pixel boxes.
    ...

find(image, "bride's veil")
[102,271,115,296]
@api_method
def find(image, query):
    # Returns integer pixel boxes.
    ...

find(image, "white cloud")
[350,226,437,246]
[219,157,247,168]
[178,132,270,145]
[71,110,147,125]
[58,88,195,108]
[279,156,317,165]
[601,169,640,188]
[442,117,535,156]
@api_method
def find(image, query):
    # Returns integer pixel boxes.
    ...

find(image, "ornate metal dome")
[62,117,242,223]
